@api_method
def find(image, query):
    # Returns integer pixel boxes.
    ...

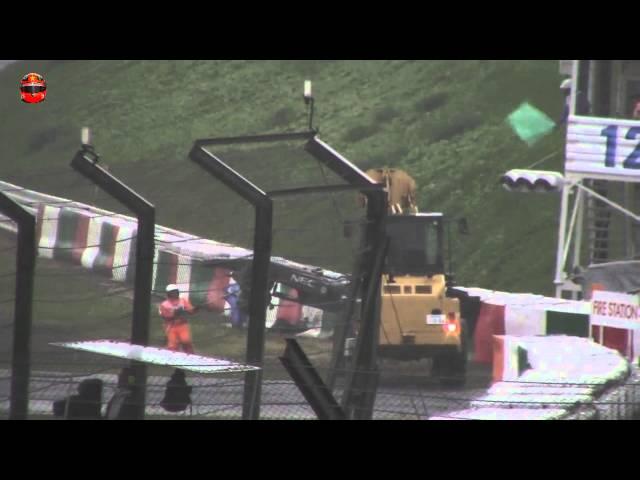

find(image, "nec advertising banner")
[566,117,640,178]
[591,290,640,330]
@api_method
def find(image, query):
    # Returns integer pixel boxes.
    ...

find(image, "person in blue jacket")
[224,277,247,329]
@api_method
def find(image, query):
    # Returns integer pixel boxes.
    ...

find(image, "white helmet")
[560,79,572,90]
[166,284,179,293]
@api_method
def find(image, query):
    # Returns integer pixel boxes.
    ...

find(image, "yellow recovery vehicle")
[363,168,469,386]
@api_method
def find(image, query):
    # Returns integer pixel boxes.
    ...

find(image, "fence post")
[70,146,155,420]
[303,137,387,419]
[0,192,36,420]
[189,144,272,420]
[341,211,388,420]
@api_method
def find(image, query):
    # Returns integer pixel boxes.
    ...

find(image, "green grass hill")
[0,60,567,295]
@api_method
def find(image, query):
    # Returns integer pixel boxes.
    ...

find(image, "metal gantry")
[189,131,386,420]
[71,146,156,420]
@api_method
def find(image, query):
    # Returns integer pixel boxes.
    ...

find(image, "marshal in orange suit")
[158,284,199,353]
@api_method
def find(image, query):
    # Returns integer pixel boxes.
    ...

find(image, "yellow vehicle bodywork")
[378,273,463,359]
[361,168,466,378]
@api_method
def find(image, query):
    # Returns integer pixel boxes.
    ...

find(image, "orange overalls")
[159,297,195,354]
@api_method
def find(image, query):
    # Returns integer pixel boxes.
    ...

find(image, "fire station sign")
[566,116,640,178]
[591,290,640,329]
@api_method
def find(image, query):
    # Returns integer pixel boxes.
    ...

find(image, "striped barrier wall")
[183,259,231,312]
[54,208,87,264]
[432,336,635,420]
[31,201,640,345]
[462,286,640,363]
[36,206,232,308]
[37,204,94,264]
[36,205,137,282]
[102,230,233,313]
[459,288,640,363]
[492,335,529,383]
[591,325,640,361]
[34,204,320,327]
[81,213,116,274]
[5,181,337,336]
[110,218,136,284]
[36,204,60,260]
[152,249,179,295]
[458,288,592,363]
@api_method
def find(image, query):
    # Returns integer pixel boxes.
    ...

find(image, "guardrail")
[0,180,333,335]
[432,335,639,420]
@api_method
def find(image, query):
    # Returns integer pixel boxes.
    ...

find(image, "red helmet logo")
[20,72,47,104]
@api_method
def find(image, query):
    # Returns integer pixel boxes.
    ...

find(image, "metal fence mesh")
[0,137,366,419]
[2,139,640,420]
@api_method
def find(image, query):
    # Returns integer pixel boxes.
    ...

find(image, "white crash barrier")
[432,407,568,421]
[431,335,638,420]
[457,286,640,366]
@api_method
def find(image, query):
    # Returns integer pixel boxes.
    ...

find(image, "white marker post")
[81,127,91,147]
[304,80,313,103]
[304,80,315,130]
